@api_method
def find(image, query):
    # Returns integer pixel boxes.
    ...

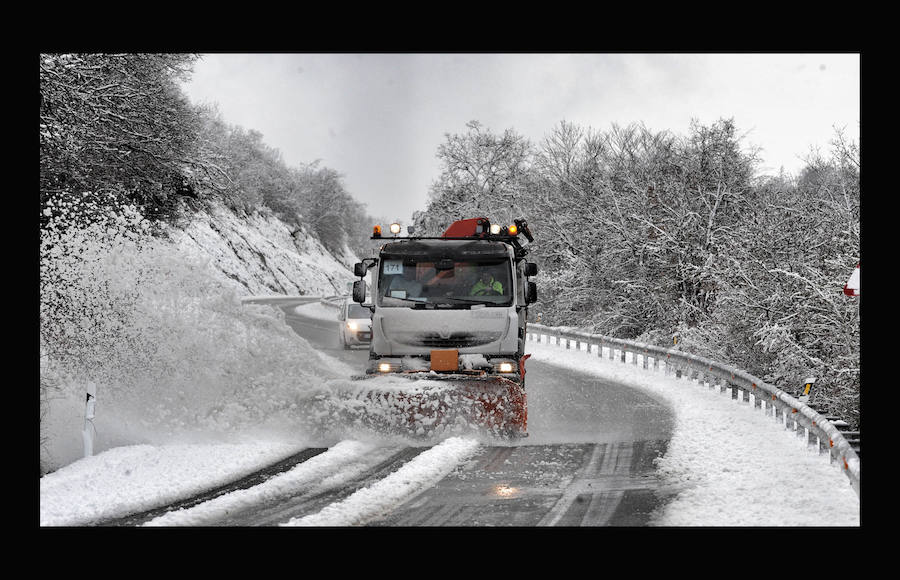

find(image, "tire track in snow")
[97,447,328,527]
[282,436,482,526]
[143,440,395,526]
[246,445,427,526]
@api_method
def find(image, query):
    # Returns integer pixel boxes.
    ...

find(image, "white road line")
[538,443,606,526]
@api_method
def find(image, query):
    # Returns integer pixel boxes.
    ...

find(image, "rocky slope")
[170,203,357,297]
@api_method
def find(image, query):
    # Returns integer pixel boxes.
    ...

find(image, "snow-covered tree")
[413,120,533,236]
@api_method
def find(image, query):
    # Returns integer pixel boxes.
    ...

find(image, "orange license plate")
[430,349,459,371]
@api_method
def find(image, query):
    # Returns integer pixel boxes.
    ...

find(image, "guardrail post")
[807,429,818,451]
[798,423,809,444]
[819,435,829,457]
[831,443,842,466]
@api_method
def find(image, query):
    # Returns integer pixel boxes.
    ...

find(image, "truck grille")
[410,332,499,348]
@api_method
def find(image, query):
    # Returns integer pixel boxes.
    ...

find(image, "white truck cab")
[352,217,537,379]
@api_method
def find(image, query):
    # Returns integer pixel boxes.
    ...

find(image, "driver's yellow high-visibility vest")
[470,277,503,296]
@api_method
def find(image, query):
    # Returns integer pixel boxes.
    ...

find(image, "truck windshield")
[378,257,512,308]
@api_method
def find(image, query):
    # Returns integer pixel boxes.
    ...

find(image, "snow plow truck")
[350,217,538,438]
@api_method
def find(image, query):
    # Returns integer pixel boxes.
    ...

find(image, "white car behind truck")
[338,300,372,348]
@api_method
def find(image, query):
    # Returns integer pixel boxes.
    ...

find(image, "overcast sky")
[180,53,859,224]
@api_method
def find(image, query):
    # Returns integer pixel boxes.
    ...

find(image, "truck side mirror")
[526,281,537,304]
[525,262,538,277]
[352,280,366,303]
[353,262,367,277]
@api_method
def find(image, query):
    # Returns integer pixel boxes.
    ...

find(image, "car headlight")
[347,321,359,331]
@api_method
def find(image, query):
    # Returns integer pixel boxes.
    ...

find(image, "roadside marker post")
[799,377,816,404]
[82,383,96,458]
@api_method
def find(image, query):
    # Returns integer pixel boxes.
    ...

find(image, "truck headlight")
[347,321,359,331]
[494,361,516,373]
[378,362,393,373]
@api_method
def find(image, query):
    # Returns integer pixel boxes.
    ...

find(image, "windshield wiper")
[384,296,432,308]
[434,297,499,306]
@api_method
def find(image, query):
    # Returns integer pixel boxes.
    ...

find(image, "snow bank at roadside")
[39,441,305,526]
[526,339,859,526]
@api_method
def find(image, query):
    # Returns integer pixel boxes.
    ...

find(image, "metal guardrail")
[241,295,345,309]
[240,295,325,307]
[526,323,860,498]
[320,295,344,309]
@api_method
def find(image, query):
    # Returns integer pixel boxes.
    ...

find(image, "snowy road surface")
[144,303,675,526]
[39,302,859,526]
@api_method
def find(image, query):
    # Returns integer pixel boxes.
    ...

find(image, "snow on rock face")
[169,203,356,297]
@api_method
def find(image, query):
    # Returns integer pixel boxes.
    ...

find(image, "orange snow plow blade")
[355,373,528,439]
